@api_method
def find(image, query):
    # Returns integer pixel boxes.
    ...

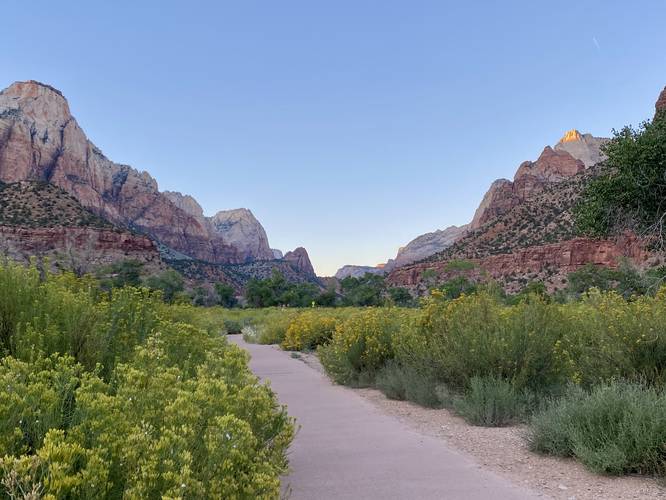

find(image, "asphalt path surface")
[230,336,539,500]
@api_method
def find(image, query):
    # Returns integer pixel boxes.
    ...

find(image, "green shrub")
[255,310,298,345]
[375,360,443,408]
[394,291,570,394]
[529,381,666,476]
[223,318,244,335]
[453,376,534,427]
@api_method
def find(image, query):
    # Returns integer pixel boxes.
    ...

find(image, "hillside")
[0,181,114,229]
[0,181,160,272]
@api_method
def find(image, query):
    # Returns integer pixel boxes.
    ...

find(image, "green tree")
[340,273,385,306]
[145,269,185,303]
[388,287,414,307]
[214,283,238,308]
[97,259,144,290]
[440,276,477,300]
[575,111,666,249]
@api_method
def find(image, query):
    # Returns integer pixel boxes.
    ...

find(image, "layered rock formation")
[0,181,160,272]
[283,247,316,278]
[387,235,647,293]
[335,265,385,280]
[386,123,620,292]
[470,144,591,230]
[0,81,272,264]
[0,226,159,272]
[386,225,468,271]
[210,209,273,261]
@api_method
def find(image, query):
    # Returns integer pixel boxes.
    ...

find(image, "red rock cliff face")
[470,146,585,230]
[0,225,160,271]
[0,81,269,264]
[283,247,316,277]
[387,236,647,289]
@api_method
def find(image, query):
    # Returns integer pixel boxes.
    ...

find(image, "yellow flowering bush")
[281,311,339,351]
[318,308,408,385]
[0,262,294,498]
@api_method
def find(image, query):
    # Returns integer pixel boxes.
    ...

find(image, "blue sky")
[3,1,666,275]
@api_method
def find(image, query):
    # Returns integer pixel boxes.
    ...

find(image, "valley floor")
[230,337,536,500]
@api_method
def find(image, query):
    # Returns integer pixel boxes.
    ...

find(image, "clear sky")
[3,1,666,275]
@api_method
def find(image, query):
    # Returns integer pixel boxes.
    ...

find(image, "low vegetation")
[240,284,666,479]
[0,261,293,498]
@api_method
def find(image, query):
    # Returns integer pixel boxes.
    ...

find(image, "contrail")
[592,36,600,51]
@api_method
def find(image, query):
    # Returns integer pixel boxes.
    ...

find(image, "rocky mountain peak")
[1,80,71,121]
[163,191,205,220]
[514,146,584,182]
[210,208,273,262]
[559,129,583,143]
[284,247,316,277]
[0,80,283,267]
[554,131,607,167]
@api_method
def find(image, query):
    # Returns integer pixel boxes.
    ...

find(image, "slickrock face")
[657,86,666,116]
[386,225,468,271]
[554,130,607,167]
[470,179,519,230]
[514,146,585,183]
[0,225,160,272]
[163,191,205,220]
[283,247,316,277]
[387,236,647,292]
[0,81,272,264]
[334,265,385,280]
[470,137,601,230]
[271,248,283,259]
[210,209,274,262]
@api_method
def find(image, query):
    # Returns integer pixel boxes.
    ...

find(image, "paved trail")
[230,337,539,500]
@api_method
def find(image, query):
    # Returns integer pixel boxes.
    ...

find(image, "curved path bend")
[230,337,539,500]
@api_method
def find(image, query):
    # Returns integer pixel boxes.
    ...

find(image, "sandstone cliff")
[386,225,468,271]
[283,247,316,278]
[335,265,385,280]
[386,235,647,294]
[470,143,593,230]
[0,80,272,264]
[0,181,160,273]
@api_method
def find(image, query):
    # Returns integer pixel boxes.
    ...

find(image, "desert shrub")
[375,359,443,408]
[395,291,570,394]
[254,309,299,345]
[281,312,338,351]
[318,308,405,386]
[453,376,537,426]
[557,289,666,387]
[223,318,244,335]
[529,381,666,476]
[0,262,294,498]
